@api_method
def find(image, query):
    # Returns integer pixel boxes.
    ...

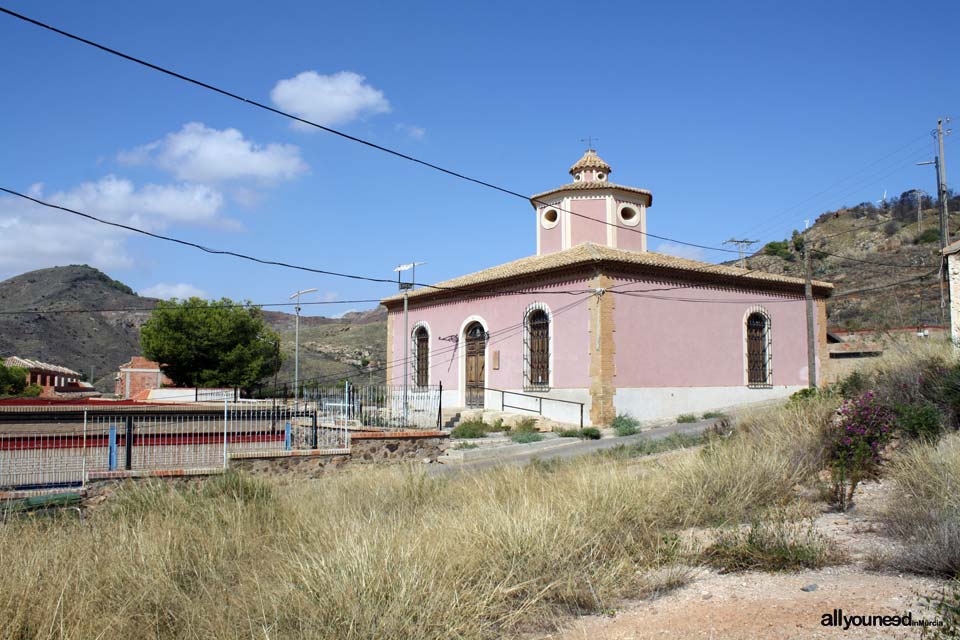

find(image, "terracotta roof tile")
[3,356,80,376]
[382,243,833,304]
[569,150,612,175]
[530,181,653,204]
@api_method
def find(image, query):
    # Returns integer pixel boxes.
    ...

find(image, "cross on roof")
[580,136,598,151]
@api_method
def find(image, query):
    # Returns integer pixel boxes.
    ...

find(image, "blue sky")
[0,0,956,315]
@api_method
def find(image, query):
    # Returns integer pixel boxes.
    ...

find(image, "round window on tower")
[541,208,559,229]
[596,172,606,181]
[574,173,582,182]
[618,204,640,227]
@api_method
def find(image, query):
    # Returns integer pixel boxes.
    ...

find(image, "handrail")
[477,386,585,429]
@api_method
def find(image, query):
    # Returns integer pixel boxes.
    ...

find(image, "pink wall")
[569,198,607,246]
[611,278,816,387]
[388,280,594,391]
[615,198,646,252]
[539,207,563,254]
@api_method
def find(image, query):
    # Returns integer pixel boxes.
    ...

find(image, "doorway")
[464,321,486,408]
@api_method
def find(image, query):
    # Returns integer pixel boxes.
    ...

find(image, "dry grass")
[0,393,845,640]
[880,433,960,578]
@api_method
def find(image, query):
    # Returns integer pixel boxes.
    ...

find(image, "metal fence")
[299,383,442,431]
[0,403,350,491]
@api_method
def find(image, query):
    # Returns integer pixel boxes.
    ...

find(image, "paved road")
[428,418,716,476]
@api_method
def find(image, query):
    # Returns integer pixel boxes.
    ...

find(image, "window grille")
[746,311,772,387]
[414,326,429,388]
[524,306,550,391]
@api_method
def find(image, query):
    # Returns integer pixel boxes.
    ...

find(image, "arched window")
[525,306,550,390]
[413,325,429,388]
[746,311,772,387]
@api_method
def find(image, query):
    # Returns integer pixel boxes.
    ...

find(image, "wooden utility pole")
[803,246,817,388]
[937,118,950,251]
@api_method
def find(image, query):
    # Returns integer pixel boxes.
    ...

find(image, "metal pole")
[436,381,443,430]
[804,247,817,388]
[82,410,87,488]
[223,396,228,469]
[403,289,409,427]
[294,292,301,412]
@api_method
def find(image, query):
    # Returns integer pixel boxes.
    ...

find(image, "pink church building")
[382,150,832,426]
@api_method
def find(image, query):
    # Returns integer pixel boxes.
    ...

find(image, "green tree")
[140,298,282,390]
[0,363,28,396]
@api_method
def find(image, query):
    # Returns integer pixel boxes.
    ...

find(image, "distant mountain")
[0,265,387,393]
[0,265,156,389]
[739,192,959,330]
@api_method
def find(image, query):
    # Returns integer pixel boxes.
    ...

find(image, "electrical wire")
[0,7,746,258]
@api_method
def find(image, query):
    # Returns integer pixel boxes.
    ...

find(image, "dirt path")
[540,481,951,640]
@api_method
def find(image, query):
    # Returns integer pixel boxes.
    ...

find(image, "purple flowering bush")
[828,391,895,511]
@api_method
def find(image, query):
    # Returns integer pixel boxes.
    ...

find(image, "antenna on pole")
[723,238,758,269]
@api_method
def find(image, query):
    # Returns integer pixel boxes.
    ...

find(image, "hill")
[740,193,958,330]
[0,265,386,392]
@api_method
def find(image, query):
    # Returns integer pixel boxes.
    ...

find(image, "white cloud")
[654,242,707,262]
[321,292,338,302]
[395,123,426,140]
[270,71,390,129]
[119,122,308,184]
[0,177,229,279]
[52,175,224,229]
[141,283,209,300]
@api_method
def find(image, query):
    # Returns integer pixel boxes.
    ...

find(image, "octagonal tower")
[531,150,653,255]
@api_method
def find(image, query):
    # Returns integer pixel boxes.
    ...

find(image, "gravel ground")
[538,480,953,640]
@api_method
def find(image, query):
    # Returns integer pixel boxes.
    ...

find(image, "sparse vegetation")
[676,414,697,423]
[702,411,727,420]
[612,413,640,436]
[510,431,544,444]
[702,508,842,573]
[558,427,601,440]
[915,227,941,244]
[602,432,709,459]
[450,420,490,439]
[881,433,960,577]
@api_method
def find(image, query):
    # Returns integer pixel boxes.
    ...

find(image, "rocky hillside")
[741,198,958,330]
[0,265,387,392]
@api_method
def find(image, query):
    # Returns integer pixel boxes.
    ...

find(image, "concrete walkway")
[428,418,715,476]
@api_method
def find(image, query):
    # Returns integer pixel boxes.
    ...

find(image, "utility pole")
[937,118,951,251]
[803,245,817,388]
[289,288,318,411]
[723,238,757,269]
[394,262,425,427]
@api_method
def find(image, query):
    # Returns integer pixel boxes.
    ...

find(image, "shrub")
[20,384,42,398]
[453,442,478,450]
[827,392,895,511]
[511,417,539,434]
[921,581,960,639]
[835,369,869,400]
[611,413,640,436]
[510,431,545,444]
[702,411,727,420]
[488,418,507,432]
[915,227,941,244]
[789,387,820,403]
[702,509,842,573]
[557,429,580,438]
[881,434,960,577]
[579,427,601,440]
[450,421,489,439]
[763,240,796,261]
[894,402,943,441]
[676,414,697,424]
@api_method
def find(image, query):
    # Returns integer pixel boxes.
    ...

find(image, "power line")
[0,7,743,258]
[0,299,385,316]
[0,186,595,298]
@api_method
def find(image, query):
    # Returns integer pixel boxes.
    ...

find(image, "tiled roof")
[382,243,833,304]
[569,150,612,175]
[530,180,653,204]
[4,356,80,376]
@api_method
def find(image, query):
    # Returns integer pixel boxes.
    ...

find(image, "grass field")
[0,344,957,638]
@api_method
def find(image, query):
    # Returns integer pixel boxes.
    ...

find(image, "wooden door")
[465,322,486,408]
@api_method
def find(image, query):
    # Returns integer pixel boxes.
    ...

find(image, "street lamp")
[289,288,318,410]
[393,262,425,426]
